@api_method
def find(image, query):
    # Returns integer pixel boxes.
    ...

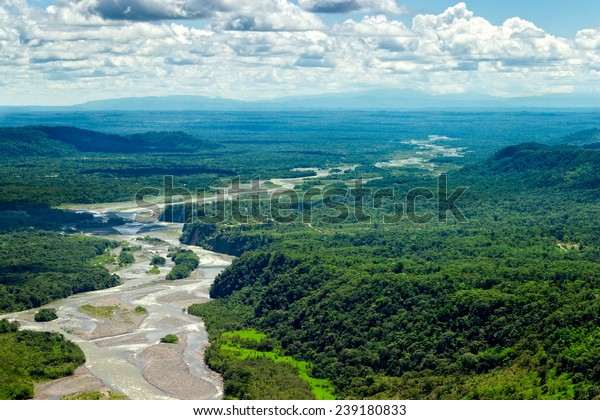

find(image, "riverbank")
[34,366,111,400]
[2,168,343,400]
[2,220,232,400]
[139,333,223,400]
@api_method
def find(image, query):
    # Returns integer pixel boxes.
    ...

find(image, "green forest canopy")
[184,142,600,400]
[0,231,120,313]
[1,119,600,400]
[0,319,85,400]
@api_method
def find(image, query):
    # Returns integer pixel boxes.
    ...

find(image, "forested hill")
[184,140,600,400]
[555,128,600,147]
[462,142,600,192]
[0,126,218,158]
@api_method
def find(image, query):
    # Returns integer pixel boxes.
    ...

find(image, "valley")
[2,217,232,400]
[1,111,600,400]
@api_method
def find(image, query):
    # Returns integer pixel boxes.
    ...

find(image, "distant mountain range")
[1,89,598,112]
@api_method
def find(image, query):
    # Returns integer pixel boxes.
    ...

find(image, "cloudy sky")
[1,0,599,105]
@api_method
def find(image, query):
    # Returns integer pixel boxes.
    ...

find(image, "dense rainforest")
[0,319,85,399]
[0,124,372,205]
[3,113,590,207]
[0,231,120,313]
[185,142,600,400]
[0,114,599,401]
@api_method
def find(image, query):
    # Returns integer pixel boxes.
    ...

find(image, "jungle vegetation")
[166,249,199,280]
[185,141,600,400]
[0,319,85,400]
[0,231,120,313]
[1,115,599,401]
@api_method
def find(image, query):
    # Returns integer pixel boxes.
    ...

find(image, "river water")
[4,219,234,400]
[2,168,349,400]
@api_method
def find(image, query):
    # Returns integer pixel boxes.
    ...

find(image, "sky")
[1,0,599,106]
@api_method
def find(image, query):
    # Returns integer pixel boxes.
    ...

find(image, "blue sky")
[29,0,600,36]
[30,0,600,36]
[408,1,597,37]
[313,0,600,37]
[1,1,599,105]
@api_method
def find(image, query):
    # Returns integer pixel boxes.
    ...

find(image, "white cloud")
[50,0,231,21]
[338,4,575,72]
[575,28,600,50]
[0,1,598,105]
[298,0,408,15]
[334,15,412,36]
[216,0,325,31]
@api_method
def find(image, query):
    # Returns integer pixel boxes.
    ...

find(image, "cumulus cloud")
[335,3,574,70]
[576,28,600,50]
[217,0,325,31]
[0,1,598,105]
[334,14,412,36]
[50,0,324,31]
[54,0,231,21]
[298,0,408,15]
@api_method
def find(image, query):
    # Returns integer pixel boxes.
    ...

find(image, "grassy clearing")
[90,250,116,266]
[160,334,179,344]
[188,303,335,399]
[79,305,119,319]
[222,329,266,342]
[79,304,149,324]
[147,265,161,274]
[221,331,335,400]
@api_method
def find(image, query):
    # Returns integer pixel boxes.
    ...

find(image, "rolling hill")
[0,126,219,158]
[556,128,600,147]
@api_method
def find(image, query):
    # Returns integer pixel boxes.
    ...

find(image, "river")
[3,168,352,400]
[4,218,234,400]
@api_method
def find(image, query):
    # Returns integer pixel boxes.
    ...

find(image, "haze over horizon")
[2,89,599,111]
[1,1,599,106]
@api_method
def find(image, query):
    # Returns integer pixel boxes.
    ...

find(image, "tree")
[151,255,166,266]
[34,308,58,322]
